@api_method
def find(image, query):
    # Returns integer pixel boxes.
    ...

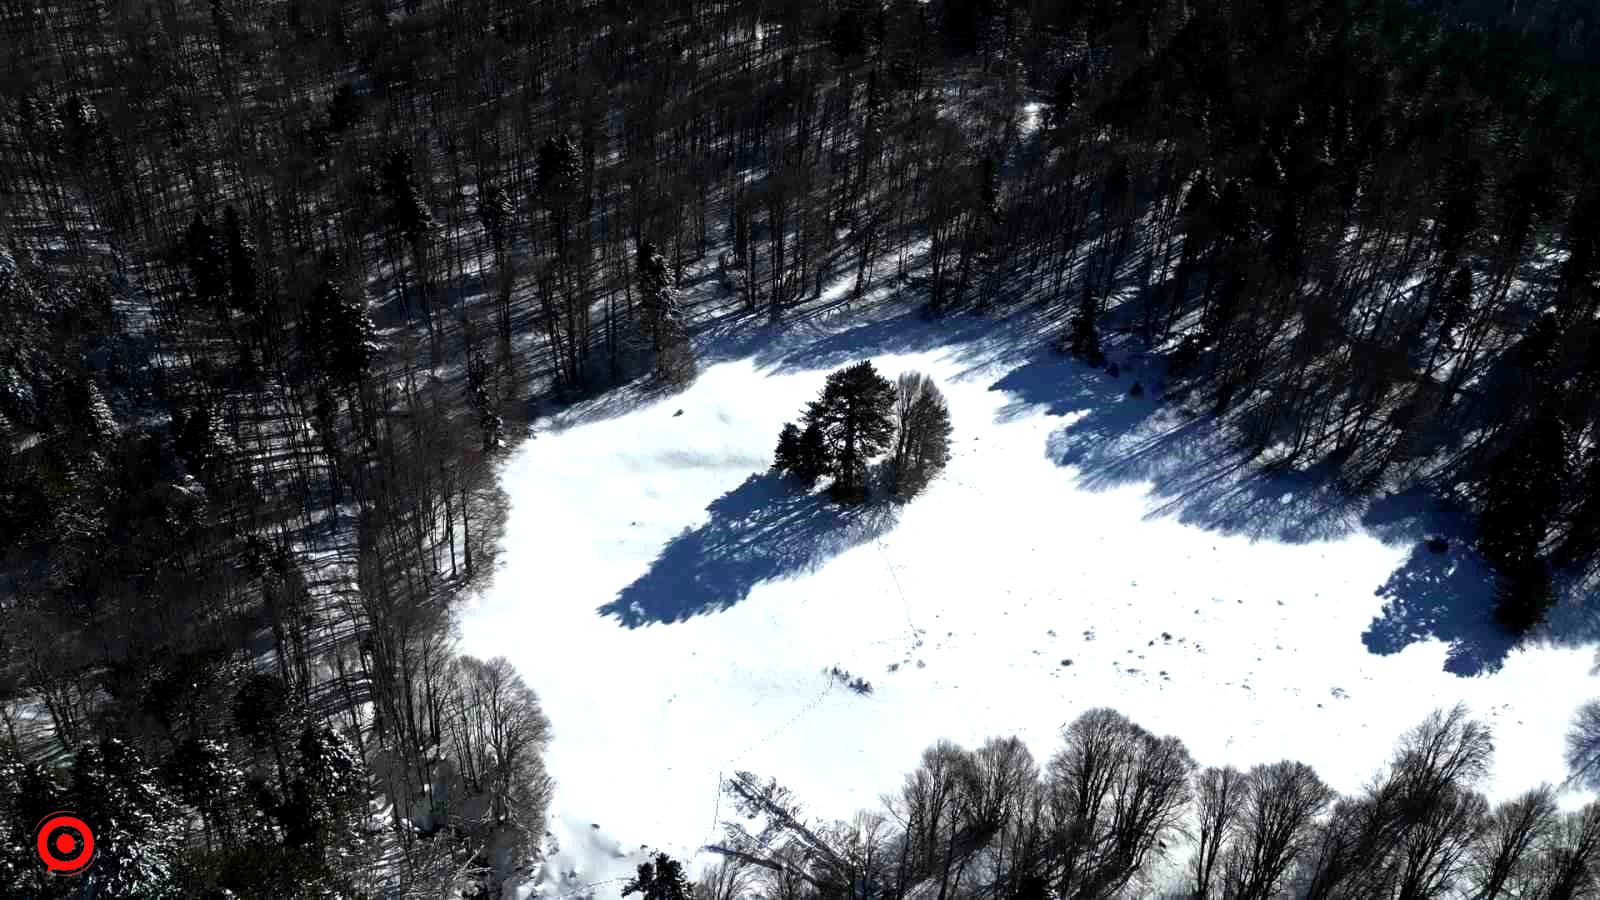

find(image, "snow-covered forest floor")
[461,269,1600,899]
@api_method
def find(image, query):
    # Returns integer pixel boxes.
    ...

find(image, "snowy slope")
[461,316,1600,899]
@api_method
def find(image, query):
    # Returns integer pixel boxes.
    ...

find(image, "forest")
[4,0,1600,895]
[688,703,1600,900]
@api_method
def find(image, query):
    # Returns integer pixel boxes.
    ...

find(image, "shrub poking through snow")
[828,666,873,695]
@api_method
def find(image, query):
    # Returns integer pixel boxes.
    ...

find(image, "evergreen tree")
[162,738,247,848]
[303,256,377,388]
[232,673,293,787]
[830,0,877,59]
[280,724,369,865]
[0,757,68,899]
[184,212,229,315]
[794,421,832,487]
[478,182,512,259]
[802,361,897,503]
[327,82,361,134]
[1555,450,1600,572]
[221,205,257,320]
[71,738,184,898]
[937,0,986,57]
[1479,411,1567,634]
[172,403,236,485]
[623,852,695,900]
[636,240,696,384]
[537,135,583,260]
[1067,283,1105,367]
[467,349,505,453]
[773,422,802,476]
[380,148,434,250]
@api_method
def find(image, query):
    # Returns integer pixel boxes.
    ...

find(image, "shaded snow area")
[461,315,1600,899]
[514,815,655,900]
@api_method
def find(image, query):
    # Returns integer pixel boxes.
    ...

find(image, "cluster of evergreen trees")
[698,704,1600,900]
[773,361,952,502]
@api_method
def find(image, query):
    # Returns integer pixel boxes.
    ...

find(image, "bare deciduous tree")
[1222,761,1332,900]
[1302,705,1494,900]
[695,857,753,900]
[441,653,553,879]
[889,372,953,498]
[1565,700,1600,793]
[1046,708,1194,899]
[1529,800,1600,900]
[1190,765,1245,898]
[1466,785,1557,900]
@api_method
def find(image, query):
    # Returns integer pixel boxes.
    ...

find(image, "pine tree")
[803,360,897,503]
[1555,451,1600,571]
[1480,411,1566,634]
[327,82,361,134]
[1067,282,1105,367]
[303,257,377,387]
[172,403,236,485]
[221,205,257,319]
[185,212,229,315]
[794,421,832,487]
[162,738,246,848]
[0,757,67,898]
[71,738,184,898]
[381,149,433,249]
[537,135,583,260]
[829,0,878,59]
[773,422,802,476]
[467,349,505,453]
[478,182,512,259]
[636,239,696,384]
[623,852,695,900]
[281,724,368,859]
[233,673,293,788]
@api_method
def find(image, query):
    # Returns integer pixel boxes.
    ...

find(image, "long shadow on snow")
[991,350,1591,676]
[696,277,1064,379]
[598,472,898,628]
[750,306,1045,377]
[1362,539,1511,677]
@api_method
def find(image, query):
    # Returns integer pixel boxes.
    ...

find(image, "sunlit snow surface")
[462,326,1599,899]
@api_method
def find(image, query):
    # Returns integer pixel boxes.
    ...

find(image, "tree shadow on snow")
[598,472,899,628]
[694,278,1063,382]
[1361,540,1512,676]
[996,351,1368,544]
[748,305,1049,379]
[990,349,1597,677]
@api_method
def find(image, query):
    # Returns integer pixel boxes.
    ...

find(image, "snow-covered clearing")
[460,305,1600,900]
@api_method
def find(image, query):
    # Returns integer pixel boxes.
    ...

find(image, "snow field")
[462,340,1599,900]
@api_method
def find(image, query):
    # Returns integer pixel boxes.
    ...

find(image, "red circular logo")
[34,811,94,876]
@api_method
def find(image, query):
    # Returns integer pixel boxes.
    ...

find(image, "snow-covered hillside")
[460,308,1600,900]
